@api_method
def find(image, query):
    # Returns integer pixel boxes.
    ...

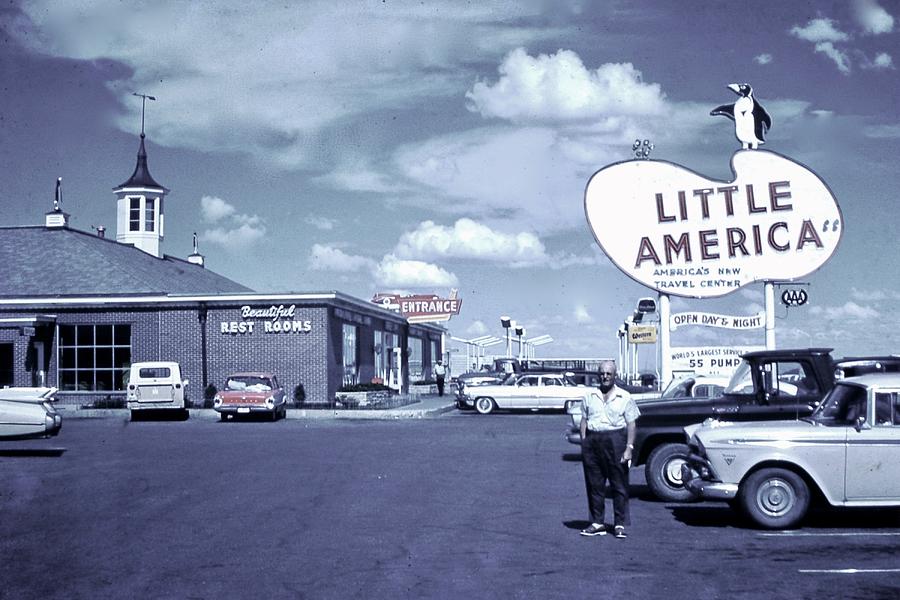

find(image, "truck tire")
[474,397,496,415]
[739,468,809,529]
[646,443,695,502]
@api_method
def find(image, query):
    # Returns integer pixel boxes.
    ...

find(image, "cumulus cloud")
[393,218,548,266]
[808,301,880,320]
[790,18,851,43]
[198,196,266,248]
[814,42,853,74]
[466,48,666,123]
[200,195,236,222]
[8,3,554,169]
[314,160,408,193]
[305,216,336,230]
[308,244,375,272]
[862,52,894,69]
[374,255,459,287]
[754,54,773,65]
[864,123,900,138]
[853,0,895,35]
[574,304,593,323]
[466,320,489,336]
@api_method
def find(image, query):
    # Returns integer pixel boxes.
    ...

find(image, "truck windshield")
[724,360,756,395]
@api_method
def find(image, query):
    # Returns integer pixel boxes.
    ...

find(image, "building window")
[374,331,398,385]
[342,324,358,386]
[58,324,131,391]
[129,198,141,231]
[145,198,155,232]
[408,336,423,382]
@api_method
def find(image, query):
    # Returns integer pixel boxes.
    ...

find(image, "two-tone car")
[682,373,900,529]
[0,387,62,440]
[458,372,587,414]
[214,372,287,421]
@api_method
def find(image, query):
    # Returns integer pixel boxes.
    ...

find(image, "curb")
[56,401,457,421]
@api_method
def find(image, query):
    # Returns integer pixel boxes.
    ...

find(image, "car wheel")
[739,468,809,530]
[219,412,228,422]
[645,443,696,502]
[474,397,496,415]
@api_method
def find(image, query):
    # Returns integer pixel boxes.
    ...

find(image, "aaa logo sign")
[584,150,842,298]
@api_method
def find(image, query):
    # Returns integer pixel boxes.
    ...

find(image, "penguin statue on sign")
[711,83,772,149]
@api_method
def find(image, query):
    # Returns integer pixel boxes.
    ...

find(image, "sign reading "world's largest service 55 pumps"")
[585,150,842,298]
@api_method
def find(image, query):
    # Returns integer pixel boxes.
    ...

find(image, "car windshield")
[225,376,272,392]
[724,360,756,395]
[661,377,694,399]
[811,382,867,426]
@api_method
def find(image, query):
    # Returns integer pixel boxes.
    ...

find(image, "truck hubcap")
[757,479,794,516]
[665,457,686,487]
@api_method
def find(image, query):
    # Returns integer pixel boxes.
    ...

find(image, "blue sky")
[1,1,898,365]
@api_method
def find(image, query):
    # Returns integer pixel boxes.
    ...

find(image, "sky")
[1,0,898,369]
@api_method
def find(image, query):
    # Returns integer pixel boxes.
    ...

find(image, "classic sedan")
[458,372,587,414]
[682,373,900,529]
[214,372,287,421]
[0,387,62,440]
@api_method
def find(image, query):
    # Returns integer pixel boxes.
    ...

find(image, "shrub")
[294,383,306,407]
[81,395,126,409]
[203,384,218,409]
[338,382,392,392]
[413,379,436,385]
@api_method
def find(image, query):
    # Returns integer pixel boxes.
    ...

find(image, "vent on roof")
[92,225,106,238]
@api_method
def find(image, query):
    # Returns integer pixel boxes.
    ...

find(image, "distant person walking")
[433,360,447,396]
[579,360,640,539]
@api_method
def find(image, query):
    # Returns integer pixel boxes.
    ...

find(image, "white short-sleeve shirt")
[581,386,640,432]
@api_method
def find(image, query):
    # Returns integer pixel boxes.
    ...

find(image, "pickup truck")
[565,348,900,502]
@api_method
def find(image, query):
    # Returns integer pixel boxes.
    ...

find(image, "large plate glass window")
[342,324,358,386]
[408,336,424,382]
[58,324,132,391]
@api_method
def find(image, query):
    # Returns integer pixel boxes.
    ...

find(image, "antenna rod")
[132,92,157,136]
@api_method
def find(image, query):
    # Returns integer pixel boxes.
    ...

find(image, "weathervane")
[132,92,157,136]
[632,139,653,159]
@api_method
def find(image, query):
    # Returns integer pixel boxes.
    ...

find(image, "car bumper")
[215,405,276,414]
[681,463,738,500]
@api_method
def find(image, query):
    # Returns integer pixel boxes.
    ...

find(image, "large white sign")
[670,311,765,331]
[670,345,766,377]
[584,150,842,298]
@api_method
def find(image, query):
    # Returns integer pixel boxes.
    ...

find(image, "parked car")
[682,373,900,529]
[126,361,189,419]
[0,387,62,440]
[458,372,587,414]
[214,372,287,421]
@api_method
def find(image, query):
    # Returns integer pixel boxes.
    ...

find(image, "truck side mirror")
[854,416,865,433]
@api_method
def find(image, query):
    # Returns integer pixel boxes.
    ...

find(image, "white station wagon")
[682,373,900,529]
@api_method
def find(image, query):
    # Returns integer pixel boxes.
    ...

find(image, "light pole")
[500,316,513,358]
[515,325,525,361]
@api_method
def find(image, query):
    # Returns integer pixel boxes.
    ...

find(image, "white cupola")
[113,132,169,257]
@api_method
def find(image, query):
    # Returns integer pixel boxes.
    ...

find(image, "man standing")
[433,360,447,396]
[579,360,640,539]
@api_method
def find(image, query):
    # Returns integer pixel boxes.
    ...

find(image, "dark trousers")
[436,376,445,396]
[581,428,630,526]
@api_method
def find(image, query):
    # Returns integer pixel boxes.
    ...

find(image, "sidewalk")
[58,394,458,420]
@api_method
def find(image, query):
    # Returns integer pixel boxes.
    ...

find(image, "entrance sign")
[670,311,765,331]
[585,150,842,298]
[670,345,765,377]
[372,289,462,324]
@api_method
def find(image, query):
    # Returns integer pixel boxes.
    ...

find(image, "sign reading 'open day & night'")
[585,150,843,298]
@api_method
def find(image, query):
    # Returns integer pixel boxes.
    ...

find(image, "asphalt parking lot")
[1,411,899,600]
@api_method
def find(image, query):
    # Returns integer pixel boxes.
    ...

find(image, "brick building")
[0,134,443,407]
